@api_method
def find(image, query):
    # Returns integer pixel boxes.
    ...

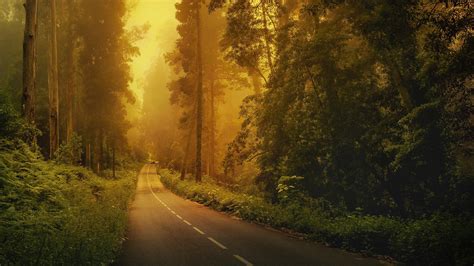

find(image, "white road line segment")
[233,255,253,266]
[193,226,205,235]
[207,237,227,249]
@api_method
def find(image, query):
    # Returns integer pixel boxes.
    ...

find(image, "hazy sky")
[126,0,178,105]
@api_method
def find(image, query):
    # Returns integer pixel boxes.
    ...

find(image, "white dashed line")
[207,237,227,249]
[144,164,245,263]
[233,255,253,266]
[193,226,205,235]
[146,165,162,203]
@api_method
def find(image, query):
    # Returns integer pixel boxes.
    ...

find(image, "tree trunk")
[385,57,414,111]
[181,121,194,180]
[48,0,59,158]
[22,0,39,144]
[112,140,116,179]
[94,131,102,174]
[195,1,203,182]
[209,80,216,178]
[86,142,91,168]
[261,0,274,73]
[64,0,76,143]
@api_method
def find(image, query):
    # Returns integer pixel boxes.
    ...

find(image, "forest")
[0,0,473,265]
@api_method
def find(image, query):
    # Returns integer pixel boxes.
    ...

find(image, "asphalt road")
[117,164,389,266]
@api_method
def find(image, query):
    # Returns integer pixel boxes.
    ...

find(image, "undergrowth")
[0,139,138,264]
[159,168,474,265]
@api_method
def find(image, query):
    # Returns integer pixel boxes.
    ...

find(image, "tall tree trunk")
[65,53,74,143]
[48,0,59,158]
[195,1,203,182]
[94,131,102,174]
[385,57,415,111]
[209,80,216,178]
[261,0,274,73]
[22,0,38,145]
[99,130,104,169]
[64,0,76,143]
[112,140,116,179]
[181,121,194,180]
[86,142,91,168]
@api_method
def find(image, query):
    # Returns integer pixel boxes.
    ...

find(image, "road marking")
[233,255,253,266]
[146,165,163,203]
[193,226,205,235]
[207,237,227,249]
[144,165,241,260]
[145,165,176,218]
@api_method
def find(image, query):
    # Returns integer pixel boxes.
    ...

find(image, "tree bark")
[209,80,216,178]
[180,123,194,180]
[195,1,203,182]
[86,142,91,168]
[112,140,116,179]
[22,0,39,144]
[48,0,59,158]
[64,0,76,143]
[94,131,102,174]
[385,58,415,111]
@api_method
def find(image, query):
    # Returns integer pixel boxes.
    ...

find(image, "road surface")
[117,164,389,266]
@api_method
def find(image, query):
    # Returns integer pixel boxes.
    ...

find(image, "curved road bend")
[117,164,390,266]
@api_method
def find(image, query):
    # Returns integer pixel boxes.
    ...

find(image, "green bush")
[159,168,474,265]
[53,133,83,165]
[0,101,40,143]
[0,140,137,264]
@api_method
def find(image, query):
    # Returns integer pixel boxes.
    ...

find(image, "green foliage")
[0,100,40,142]
[53,133,83,165]
[0,140,137,264]
[215,0,473,218]
[160,169,474,264]
[276,175,306,204]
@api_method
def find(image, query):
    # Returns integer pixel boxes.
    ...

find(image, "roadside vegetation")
[160,168,473,265]
[1,2,143,263]
[0,138,138,264]
[159,1,473,265]
[0,104,139,264]
[1,0,472,264]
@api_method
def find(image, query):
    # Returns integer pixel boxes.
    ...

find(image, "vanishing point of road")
[117,164,390,266]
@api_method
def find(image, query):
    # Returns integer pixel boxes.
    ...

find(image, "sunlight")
[0,0,471,264]
[126,0,178,106]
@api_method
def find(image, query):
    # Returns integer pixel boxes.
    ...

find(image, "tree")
[78,0,138,173]
[48,0,59,157]
[22,0,38,144]
[195,0,204,182]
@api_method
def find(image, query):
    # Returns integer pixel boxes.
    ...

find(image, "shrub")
[0,140,137,264]
[0,101,40,142]
[53,133,83,165]
[159,168,474,265]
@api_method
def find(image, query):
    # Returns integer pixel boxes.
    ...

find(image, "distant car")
[150,161,159,165]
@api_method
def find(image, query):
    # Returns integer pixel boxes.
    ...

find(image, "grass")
[159,168,474,265]
[0,139,138,264]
